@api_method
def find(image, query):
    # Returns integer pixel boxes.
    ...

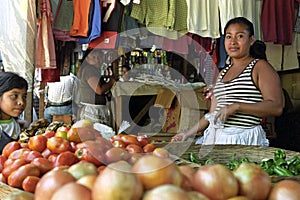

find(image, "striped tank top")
[213,59,263,128]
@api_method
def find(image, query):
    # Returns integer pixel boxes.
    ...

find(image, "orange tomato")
[47,137,71,154]
[104,147,130,164]
[2,141,21,158]
[126,144,143,154]
[121,135,139,145]
[143,143,156,153]
[28,135,48,152]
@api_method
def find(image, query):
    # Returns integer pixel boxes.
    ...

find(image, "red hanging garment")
[35,0,57,69]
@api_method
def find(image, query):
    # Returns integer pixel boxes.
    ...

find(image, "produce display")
[0,119,300,199]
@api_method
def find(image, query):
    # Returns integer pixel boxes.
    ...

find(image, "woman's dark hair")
[224,17,254,36]
[250,40,267,60]
[0,72,28,97]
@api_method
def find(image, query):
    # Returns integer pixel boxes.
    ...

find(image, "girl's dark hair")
[224,17,267,60]
[0,72,28,96]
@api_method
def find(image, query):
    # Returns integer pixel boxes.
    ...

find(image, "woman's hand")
[171,132,188,142]
[214,103,239,124]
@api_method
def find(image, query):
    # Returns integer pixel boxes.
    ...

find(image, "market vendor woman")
[172,17,284,146]
[0,72,28,152]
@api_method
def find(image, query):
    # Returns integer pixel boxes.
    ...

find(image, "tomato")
[109,134,125,143]
[193,164,239,200]
[7,163,40,189]
[152,147,169,158]
[0,155,7,172]
[75,141,106,166]
[121,135,139,145]
[132,155,183,190]
[104,147,130,164]
[22,176,40,193]
[31,157,53,174]
[137,135,149,147]
[47,137,71,154]
[41,148,52,159]
[112,140,127,149]
[143,143,156,153]
[25,150,42,162]
[126,144,143,154]
[54,151,79,167]
[8,148,31,160]
[2,159,27,178]
[28,135,48,152]
[268,180,300,200]
[233,162,271,200]
[2,141,21,158]
[42,131,56,138]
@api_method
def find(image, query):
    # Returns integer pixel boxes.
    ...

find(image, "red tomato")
[112,140,127,149]
[25,151,42,162]
[47,137,71,154]
[121,135,139,145]
[2,141,21,158]
[31,157,53,174]
[54,151,79,167]
[0,155,7,172]
[104,147,130,164]
[143,143,156,153]
[137,135,149,147]
[28,135,48,152]
[126,144,143,154]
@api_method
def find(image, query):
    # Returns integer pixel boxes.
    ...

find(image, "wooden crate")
[52,114,72,124]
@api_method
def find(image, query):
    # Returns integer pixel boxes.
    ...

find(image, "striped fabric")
[214,59,263,128]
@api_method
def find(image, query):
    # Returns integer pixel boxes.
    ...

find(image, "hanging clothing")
[130,0,187,40]
[53,0,78,42]
[218,0,262,40]
[78,0,102,45]
[260,0,296,45]
[186,0,220,38]
[89,0,124,49]
[70,0,91,37]
[35,0,56,69]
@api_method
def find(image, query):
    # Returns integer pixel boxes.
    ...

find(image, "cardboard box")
[154,88,180,133]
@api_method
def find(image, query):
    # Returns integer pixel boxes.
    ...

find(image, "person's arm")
[214,60,284,122]
[87,76,116,95]
[172,94,218,141]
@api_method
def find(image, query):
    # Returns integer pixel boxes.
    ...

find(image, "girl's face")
[0,88,27,120]
[224,23,254,59]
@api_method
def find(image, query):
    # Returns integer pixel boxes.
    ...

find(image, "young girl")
[0,72,28,152]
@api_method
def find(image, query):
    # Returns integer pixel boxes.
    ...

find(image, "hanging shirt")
[186,0,220,38]
[70,0,91,37]
[130,0,187,40]
[218,0,262,40]
[260,0,295,45]
[78,0,102,44]
[89,0,124,49]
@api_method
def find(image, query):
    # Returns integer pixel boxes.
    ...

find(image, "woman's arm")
[87,76,116,95]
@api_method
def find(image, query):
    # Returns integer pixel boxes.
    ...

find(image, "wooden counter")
[111,81,208,133]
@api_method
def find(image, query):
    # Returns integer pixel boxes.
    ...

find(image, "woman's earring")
[226,56,231,65]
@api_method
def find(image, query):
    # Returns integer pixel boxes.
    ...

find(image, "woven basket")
[0,181,23,199]
[154,143,300,183]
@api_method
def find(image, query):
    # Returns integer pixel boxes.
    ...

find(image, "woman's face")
[86,51,101,66]
[0,88,27,120]
[224,23,254,59]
